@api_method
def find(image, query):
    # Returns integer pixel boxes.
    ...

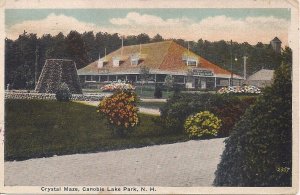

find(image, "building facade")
[78,41,243,89]
[245,68,274,88]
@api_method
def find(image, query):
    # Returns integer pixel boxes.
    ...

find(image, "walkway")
[5,138,225,186]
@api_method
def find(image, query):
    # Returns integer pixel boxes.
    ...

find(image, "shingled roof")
[247,69,274,81]
[271,37,282,43]
[78,40,240,78]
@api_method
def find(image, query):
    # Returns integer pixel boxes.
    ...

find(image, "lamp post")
[233,56,237,86]
[230,40,233,86]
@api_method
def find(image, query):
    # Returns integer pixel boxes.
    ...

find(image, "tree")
[139,66,150,94]
[214,62,292,186]
[82,31,97,62]
[151,34,164,42]
[12,63,34,89]
[46,32,67,59]
[65,31,89,69]
[136,33,150,44]
[164,75,174,94]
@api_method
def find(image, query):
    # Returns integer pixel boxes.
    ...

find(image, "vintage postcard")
[0,0,299,194]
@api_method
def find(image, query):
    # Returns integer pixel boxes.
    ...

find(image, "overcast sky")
[5,8,290,45]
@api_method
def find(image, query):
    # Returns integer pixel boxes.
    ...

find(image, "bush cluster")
[55,82,71,102]
[97,90,139,137]
[184,111,221,139]
[157,93,256,136]
[214,63,292,186]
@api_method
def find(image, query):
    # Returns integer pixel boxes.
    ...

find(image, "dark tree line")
[5,30,290,89]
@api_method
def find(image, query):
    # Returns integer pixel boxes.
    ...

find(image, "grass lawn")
[5,99,187,161]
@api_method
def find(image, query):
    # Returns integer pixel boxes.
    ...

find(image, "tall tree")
[65,31,89,69]
[151,34,164,42]
[82,31,97,62]
[136,33,150,44]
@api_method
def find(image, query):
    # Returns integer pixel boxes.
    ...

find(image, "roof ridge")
[123,40,173,48]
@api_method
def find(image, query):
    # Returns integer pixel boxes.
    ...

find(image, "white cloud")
[6,12,289,46]
[6,13,103,39]
[109,12,289,45]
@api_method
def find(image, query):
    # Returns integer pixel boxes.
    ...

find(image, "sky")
[5,8,291,45]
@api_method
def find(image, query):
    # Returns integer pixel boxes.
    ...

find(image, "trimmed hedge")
[214,63,292,186]
[157,93,256,136]
[35,59,82,94]
[5,91,106,101]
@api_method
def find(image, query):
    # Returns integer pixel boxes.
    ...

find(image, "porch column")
[125,75,128,81]
[154,74,157,82]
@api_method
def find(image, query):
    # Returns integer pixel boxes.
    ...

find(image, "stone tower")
[270,37,282,54]
[35,59,82,94]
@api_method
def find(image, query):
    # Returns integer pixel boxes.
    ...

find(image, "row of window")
[80,74,186,83]
[97,55,199,68]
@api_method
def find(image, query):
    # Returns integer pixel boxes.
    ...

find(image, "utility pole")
[243,56,248,80]
[34,46,39,87]
[121,36,124,56]
[230,40,233,86]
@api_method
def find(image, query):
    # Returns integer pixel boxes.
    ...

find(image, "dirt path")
[5,138,225,186]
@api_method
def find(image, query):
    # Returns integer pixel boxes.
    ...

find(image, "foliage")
[164,75,174,92]
[139,66,150,83]
[217,85,261,94]
[154,84,163,98]
[158,93,256,136]
[55,82,71,102]
[65,31,89,69]
[184,111,221,139]
[214,63,292,186]
[101,82,135,92]
[97,90,139,137]
[139,66,150,94]
[35,59,82,94]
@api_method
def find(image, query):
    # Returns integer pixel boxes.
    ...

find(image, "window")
[131,54,140,65]
[187,60,197,66]
[183,55,198,66]
[131,59,139,65]
[174,75,185,83]
[97,60,103,68]
[85,75,92,81]
[92,75,99,81]
[113,59,119,67]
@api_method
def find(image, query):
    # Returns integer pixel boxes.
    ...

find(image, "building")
[245,68,274,88]
[270,37,282,54]
[78,41,243,89]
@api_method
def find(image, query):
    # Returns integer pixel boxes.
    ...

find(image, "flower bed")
[5,92,106,101]
[101,82,135,92]
[217,85,261,94]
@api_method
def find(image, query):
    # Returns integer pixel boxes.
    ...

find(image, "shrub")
[172,84,183,95]
[154,85,163,98]
[214,63,292,186]
[184,111,221,139]
[55,82,71,102]
[97,90,139,137]
[157,93,256,136]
